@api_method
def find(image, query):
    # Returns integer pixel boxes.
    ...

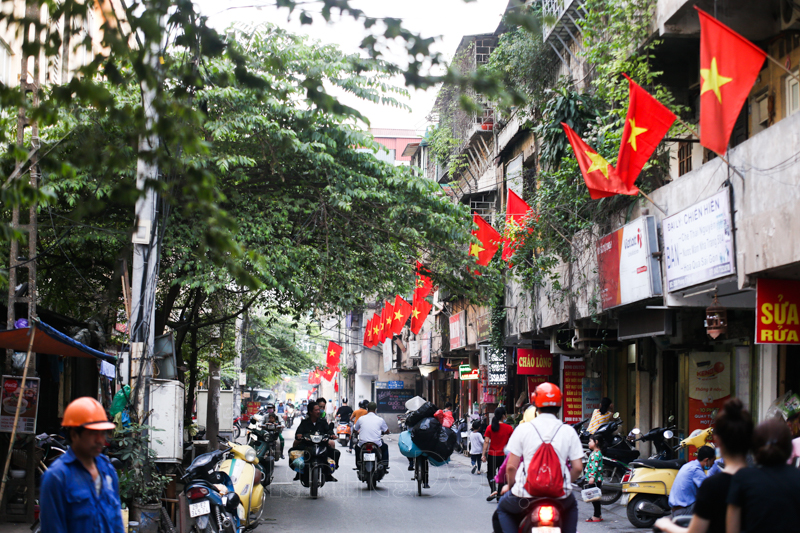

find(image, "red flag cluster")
[563,8,766,199]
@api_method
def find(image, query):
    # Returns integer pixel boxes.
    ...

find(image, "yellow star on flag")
[329,349,336,358]
[700,57,733,104]
[394,310,403,320]
[373,326,379,335]
[627,118,648,151]
[469,242,484,257]
[585,150,611,179]
[385,317,392,326]
[411,308,420,319]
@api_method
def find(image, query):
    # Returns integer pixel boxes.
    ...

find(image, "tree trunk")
[186,327,198,425]
[206,358,221,450]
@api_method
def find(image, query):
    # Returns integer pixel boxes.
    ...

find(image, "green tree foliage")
[241,314,319,389]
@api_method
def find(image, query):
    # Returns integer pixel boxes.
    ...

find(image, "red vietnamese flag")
[375,306,385,343]
[381,300,395,342]
[308,368,321,385]
[502,190,533,262]
[472,213,501,272]
[562,123,639,199]
[370,314,381,347]
[391,294,412,335]
[334,381,339,393]
[321,366,337,382]
[410,293,433,335]
[696,7,766,155]
[364,316,373,347]
[326,341,342,367]
[414,261,433,299]
[617,74,676,189]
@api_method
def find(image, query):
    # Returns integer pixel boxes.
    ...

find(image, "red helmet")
[534,383,562,408]
[62,397,116,430]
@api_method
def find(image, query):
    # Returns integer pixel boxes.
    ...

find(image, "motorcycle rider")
[40,397,124,533]
[277,401,285,415]
[667,445,715,517]
[353,402,389,470]
[300,399,308,418]
[349,399,369,453]
[266,412,285,459]
[494,383,584,533]
[292,400,340,482]
[335,398,354,446]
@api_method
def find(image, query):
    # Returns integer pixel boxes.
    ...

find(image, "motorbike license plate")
[363,453,376,461]
[189,501,210,517]
[531,528,560,533]
[620,494,630,506]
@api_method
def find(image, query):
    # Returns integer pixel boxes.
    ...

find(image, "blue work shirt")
[40,447,125,533]
[707,457,724,477]
[277,404,285,413]
[668,459,708,508]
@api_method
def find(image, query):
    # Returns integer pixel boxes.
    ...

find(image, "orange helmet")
[533,383,562,408]
[62,397,116,430]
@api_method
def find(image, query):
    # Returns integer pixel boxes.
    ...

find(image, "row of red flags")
[564,8,767,199]
[307,340,344,386]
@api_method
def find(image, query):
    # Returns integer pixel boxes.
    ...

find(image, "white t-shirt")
[469,431,485,451]
[506,413,584,499]
[354,412,389,446]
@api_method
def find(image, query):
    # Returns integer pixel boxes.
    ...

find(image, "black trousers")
[487,454,505,484]
[592,481,602,517]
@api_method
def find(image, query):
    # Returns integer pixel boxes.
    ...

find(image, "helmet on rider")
[359,399,369,409]
[62,397,116,430]
[533,383,562,408]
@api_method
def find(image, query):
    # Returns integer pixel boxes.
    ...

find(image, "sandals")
[585,517,603,522]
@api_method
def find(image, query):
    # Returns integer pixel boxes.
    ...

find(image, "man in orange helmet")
[493,382,584,533]
[40,397,124,533]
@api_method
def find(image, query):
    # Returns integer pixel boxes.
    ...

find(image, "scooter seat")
[630,458,685,470]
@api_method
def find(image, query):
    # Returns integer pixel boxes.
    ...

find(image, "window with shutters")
[678,142,692,176]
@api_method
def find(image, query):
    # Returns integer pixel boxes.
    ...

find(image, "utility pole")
[129,5,162,420]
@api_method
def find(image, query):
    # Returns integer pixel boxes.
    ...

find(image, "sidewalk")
[1,522,33,533]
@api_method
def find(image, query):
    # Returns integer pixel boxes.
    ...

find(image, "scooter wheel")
[626,494,659,528]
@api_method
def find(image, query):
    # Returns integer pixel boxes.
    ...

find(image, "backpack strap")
[521,422,566,478]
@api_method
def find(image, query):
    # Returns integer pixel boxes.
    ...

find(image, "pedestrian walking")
[40,397,124,533]
[469,421,484,474]
[584,435,604,523]
[482,406,513,501]
[655,397,753,533]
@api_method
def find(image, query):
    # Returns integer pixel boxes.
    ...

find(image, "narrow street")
[255,423,642,533]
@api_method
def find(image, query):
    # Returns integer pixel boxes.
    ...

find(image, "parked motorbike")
[452,417,469,455]
[216,439,266,530]
[181,447,242,533]
[631,416,678,460]
[587,414,639,505]
[295,432,336,499]
[621,457,685,528]
[233,415,250,440]
[357,441,387,490]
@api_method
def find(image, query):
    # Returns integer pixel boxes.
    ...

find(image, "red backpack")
[522,424,566,498]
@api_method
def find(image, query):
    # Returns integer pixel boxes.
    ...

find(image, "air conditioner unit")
[550,329,583,356]
[781,0,800,30]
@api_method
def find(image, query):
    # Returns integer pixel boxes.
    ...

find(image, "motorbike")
[631,416,678,460]
[357,441,387,490]
[294,432,336,499]
[586,414,639,505]
[335,420,351,447]
[517,498,564,533]
[215,439,266,530]
[571,416,592,447]
[452,417,469,455]
[283,405,296,428]
[246,421,278,485]
[233,415,250,440]
[181,446,242,533]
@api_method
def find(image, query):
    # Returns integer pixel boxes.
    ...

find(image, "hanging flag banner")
[756,278,800,344]
[326,341,342,367]
[516,348,553,376]
[562,360,586,424]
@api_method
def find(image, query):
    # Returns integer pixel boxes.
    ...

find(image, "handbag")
[581,485,602,502]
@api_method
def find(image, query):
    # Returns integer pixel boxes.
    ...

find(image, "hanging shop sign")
[476,312,492,343]
[596,216,662,310]
[382,340,393,372]
[0,376,40,434]
[449,311,466,351]
[459,365,479,380]
[582,377,603,420]
[662,189,735,292]
[420,331,432,364]
[516,348,553,376]
[688,352,731,454]
[756,278,800,344]
[487,347,507,386]
[562,360,585,424]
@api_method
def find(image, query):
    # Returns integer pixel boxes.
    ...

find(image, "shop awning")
[0,319,117,364]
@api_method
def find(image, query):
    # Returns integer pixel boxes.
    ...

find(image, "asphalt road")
[254,420,644,533]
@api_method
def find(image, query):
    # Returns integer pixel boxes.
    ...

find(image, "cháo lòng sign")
[516,348,553,375]
[756,279,800,344]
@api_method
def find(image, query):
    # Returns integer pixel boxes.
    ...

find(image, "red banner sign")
[527,376,549,404]
[562,361,585,424]
[756,278,800,344]
[516,348,553,375]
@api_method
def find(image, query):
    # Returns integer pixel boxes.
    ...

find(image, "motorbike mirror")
[631,428,641,435]
[664,430,674,439]
[668,415,675,423]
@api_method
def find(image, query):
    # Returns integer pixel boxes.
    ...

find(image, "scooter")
[335,419,351,447]
[247,423,277,486]
[631,416,678,460]
[515,498,564,533]
[284,406,296,428]
[181,447,242,533]
[216,440,266,530]
[293,432,336,499]
[357,441,387,490]
[620,456,685,528]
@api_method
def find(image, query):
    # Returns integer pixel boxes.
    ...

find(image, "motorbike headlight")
[311,435,323,443]
[664,430,674,439]
[245,448,257,463]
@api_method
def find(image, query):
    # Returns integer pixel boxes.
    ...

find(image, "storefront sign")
[688,352,731,452]
[516,348,553,376]
[527,376,549,404]
[476,313,491,342]
[582,378,602,420]
[449,311,465,351]
[459,365,479,380]
[382,340,392,372]
[597,216,662,310]
[375,381,405,389]
[246,401,261,416]
[421,331,431,364]
[487,347,507,386]
[756,278,800,344]
[562,361,585,424]
[663,189,735,292]
[0,376,40,434]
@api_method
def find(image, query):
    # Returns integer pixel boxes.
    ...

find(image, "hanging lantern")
[705,295,728,339]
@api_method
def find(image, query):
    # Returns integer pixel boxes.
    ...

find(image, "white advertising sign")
[449,311,466,351]
[663,189,735,292]
[382,340,392,372]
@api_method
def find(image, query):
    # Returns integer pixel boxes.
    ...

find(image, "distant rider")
[349,400,369,453]
[354,402,390,469]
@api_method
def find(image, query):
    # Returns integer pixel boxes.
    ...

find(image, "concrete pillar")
[652,350,664,427]
[635,367,652,458]
[757,344,779,422]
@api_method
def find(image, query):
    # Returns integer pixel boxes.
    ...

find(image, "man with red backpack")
[493,383,584,533]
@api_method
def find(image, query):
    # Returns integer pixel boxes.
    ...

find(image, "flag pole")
[673,116,746,181]
[638,190,667,215]
[766,55,800,82]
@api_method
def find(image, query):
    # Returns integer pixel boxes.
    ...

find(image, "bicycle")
[413,455,430,496]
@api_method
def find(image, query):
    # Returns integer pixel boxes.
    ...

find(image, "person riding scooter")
[266,412,285,460]
[349,400,369,453]
[292,400,340,482]
[353,402,390,469]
